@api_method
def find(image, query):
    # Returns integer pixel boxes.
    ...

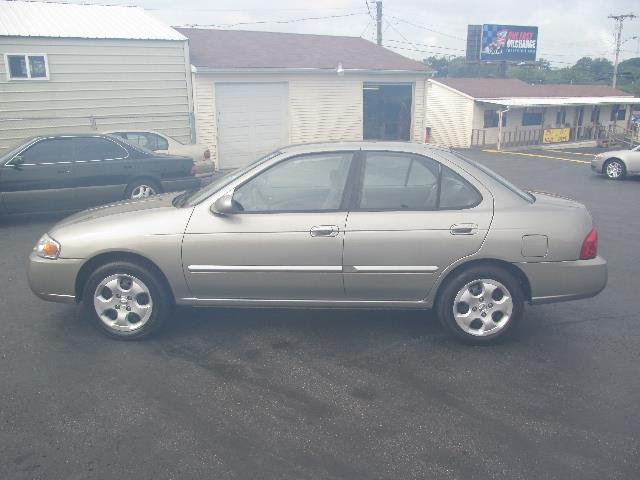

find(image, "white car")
[106,130,215,179]
[592,145,640,180]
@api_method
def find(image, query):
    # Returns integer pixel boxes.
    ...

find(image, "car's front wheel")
[604,159,626,180]
[436,266,524,345]
[125,179,161,200]
[83,261,170,340]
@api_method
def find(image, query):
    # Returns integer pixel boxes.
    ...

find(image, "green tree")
[616,58,640,96]
[421,55,640,94]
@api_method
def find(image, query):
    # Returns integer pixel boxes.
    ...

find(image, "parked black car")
[0,134,200,214]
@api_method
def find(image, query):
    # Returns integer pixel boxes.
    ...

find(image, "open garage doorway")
[363,83,413,141]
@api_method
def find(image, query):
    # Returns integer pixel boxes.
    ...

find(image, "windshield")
[0,137,36,163]
[452,150,535,203]
[181,150,282,206]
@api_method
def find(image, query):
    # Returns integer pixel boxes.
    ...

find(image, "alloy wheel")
[605,161,623,179]
[130,184,156,199]
[93,274,153,333]
[453,278,514,337]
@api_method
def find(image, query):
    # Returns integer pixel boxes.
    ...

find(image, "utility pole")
[609,13,636,88]
[376,1,382,46]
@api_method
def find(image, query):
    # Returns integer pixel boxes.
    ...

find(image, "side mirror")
[12,155,24,166]
[210,194,236,215]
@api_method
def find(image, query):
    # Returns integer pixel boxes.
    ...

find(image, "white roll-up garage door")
[215,82,289,169]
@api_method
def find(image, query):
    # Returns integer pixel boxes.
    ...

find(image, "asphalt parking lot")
[1,148,639,479]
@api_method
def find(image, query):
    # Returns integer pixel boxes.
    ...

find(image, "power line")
[387,16,466,42]
[177,12,368,29]
[384,19,411,44]
[359,19,373,38]
[385,38,465,52]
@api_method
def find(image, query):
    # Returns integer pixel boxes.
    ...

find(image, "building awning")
[477,97,640,107]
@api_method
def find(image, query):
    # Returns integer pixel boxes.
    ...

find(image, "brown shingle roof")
[176,28,430,72]
[434,77,632,98]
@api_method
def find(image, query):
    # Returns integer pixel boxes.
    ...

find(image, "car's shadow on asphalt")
[53,302,537,356]
[53,303,463,349]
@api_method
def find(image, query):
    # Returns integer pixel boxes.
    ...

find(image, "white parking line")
[546,150,597,157]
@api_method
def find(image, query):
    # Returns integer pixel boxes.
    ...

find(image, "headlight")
[35,234,61,259]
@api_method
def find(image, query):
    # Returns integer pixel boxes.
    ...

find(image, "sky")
[78,0,640,67]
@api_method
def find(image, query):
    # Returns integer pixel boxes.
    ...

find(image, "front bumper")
[591,158,604,173]
[161,177,201,193]
[28,252,83,304]
[517,256,607,305]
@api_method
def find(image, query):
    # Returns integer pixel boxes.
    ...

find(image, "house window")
[610,105,626,121]
[590,106,600,123]
[522,111,543,126]
[6,54,49,80]
[483,110,507,128]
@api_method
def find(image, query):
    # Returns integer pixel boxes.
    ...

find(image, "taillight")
[190,165,197,176]
[579,228,598,260]
[204,149,211,160]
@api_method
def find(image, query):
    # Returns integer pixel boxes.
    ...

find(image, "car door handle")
[450,223,478,235]
[310,225,339,237]
[57,169,71,174]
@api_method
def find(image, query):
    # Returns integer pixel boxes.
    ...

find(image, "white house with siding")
[426,78,640,149]
[177,28,433,169]
[0,0,193,152]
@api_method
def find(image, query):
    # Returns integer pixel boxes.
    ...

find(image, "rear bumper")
[517,256,607,305]
[28,252,83,304]
[161,177,201,193]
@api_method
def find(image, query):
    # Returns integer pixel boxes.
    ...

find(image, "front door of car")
[343,151,494,301]
[182,151,355,300]
[71,136,135,207]
[0,137,75,214]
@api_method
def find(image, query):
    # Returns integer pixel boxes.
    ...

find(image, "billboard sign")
[480,24,538,62]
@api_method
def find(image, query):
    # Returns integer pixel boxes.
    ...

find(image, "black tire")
[436,265,524,345]
[82,261,171,340]
[603,159,626,180]
[124,178,162,200]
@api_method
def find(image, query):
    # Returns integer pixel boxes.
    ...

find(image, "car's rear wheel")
[125,179,161,200]
[604,159,626,180]
[83,261,170,340]
[436,266,524,345]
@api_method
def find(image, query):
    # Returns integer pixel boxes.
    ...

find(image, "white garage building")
[178,28,433,169]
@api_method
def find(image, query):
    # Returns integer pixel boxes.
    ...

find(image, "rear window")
[453,151,535,203]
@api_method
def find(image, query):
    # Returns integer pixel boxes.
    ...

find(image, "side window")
[152,134,169,150]
[19,138,74,164]
[122,133,151,150]
[359,153,439,209]
[73,137,128,162]
[233,152,353,212]
[439,166,482,209]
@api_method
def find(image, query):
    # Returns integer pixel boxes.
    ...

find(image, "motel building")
[425,78,640,149]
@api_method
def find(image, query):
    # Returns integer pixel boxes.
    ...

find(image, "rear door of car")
[0,137,75,213]
[71,136,136,207]
[342,151,494,301]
